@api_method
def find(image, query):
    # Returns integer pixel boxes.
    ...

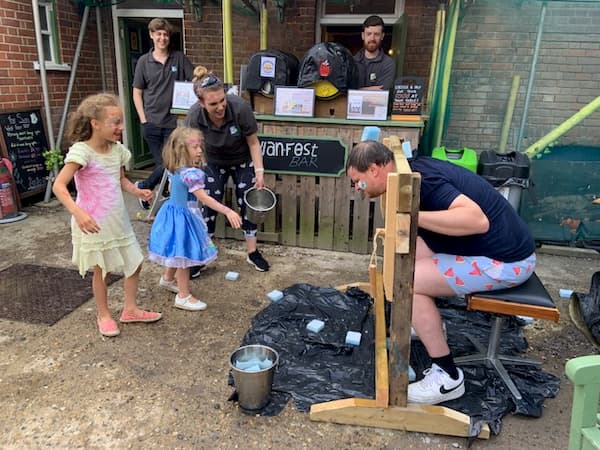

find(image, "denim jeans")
[141,123,175,190]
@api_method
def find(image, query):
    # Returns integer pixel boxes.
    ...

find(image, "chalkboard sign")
[0,108,49,198]
[391,77,424,116]
[259,134,348,177]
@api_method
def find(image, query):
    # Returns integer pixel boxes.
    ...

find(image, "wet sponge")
[306,319,325,333]
[267,290,284,302]
[345,331,362,346]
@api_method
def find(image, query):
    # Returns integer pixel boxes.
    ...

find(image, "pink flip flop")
[97,317,120,337]
[119,309,162,323]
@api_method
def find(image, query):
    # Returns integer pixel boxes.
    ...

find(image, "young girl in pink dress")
[53,93,162,337]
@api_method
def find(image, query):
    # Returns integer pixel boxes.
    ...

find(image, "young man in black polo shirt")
[353,15,395,91]
[132,18,194,209]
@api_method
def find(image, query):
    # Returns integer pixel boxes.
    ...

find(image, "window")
[38,1,60,64]
[316,0,403,54]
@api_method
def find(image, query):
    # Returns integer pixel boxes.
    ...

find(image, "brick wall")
[403,0,437,91]
[0,1,113,150]
[443,0,600,153]
[183,0,316,81]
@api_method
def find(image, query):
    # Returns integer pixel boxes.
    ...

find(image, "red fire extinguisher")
[0,157,18,219]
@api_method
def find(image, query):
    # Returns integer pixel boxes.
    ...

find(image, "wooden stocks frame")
[309,136,490,439]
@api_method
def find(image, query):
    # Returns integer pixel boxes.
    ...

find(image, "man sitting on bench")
[346,141,536,405]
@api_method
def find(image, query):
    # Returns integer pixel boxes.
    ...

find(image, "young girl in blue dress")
[148,127,242,311]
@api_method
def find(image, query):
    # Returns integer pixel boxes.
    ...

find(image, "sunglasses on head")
[200,75,221,88]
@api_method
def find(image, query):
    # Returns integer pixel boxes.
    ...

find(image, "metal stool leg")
[147,169,168,220]
[455,315,541,401]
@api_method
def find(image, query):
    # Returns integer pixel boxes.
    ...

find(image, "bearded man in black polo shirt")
[353,15,395,91]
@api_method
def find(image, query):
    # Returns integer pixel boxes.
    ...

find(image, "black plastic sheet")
[229,284,560,436]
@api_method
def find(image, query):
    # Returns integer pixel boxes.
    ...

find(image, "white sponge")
[306,319,325,333]
[225,271,239,281]
[267,290,284,302]
[345,331,362,346]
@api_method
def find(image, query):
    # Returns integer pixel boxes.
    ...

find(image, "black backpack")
[297,42,359,98]
[245,49,300,97]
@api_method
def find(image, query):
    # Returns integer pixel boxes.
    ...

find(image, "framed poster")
[274,86,315,118]
[346,89,389,121]
[171,81,197,110]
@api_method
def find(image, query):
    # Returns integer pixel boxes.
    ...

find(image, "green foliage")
[43,149,64,172]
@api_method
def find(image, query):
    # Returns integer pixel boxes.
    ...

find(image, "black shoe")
[134,181,150,210]
[247,250,269,272]
[189,265,207,279]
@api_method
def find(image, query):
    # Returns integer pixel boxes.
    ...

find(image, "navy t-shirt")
[410,157,535,262]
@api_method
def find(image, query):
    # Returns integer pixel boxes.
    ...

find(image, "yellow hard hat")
[311,80,340,99]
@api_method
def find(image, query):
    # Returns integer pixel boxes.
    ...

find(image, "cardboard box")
[314,94,347,119]
[252,93,275,115]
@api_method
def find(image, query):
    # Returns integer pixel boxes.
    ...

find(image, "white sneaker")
[159,276,179,293]
[174,294,207,311]
[408,363,465,404]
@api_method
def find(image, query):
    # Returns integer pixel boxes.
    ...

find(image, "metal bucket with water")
[229,344,279,410]
[243,187,276,225]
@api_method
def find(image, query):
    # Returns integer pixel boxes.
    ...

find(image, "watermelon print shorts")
[433,252,536,296]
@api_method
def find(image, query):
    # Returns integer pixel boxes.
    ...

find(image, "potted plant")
[42,148,64,202]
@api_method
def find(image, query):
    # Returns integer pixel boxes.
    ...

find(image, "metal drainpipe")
[97,7,107,91]
[32,0,57,202]
[222,0,234,85]
[56,6,90,151]
[31,0,55,150]
[516,1,547,152]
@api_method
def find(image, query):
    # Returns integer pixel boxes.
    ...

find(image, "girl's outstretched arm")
[193,188,242,229]
[52,162,100,234]
[120,167,153,202]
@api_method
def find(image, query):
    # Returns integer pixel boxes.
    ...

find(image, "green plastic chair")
[566,355,600,450]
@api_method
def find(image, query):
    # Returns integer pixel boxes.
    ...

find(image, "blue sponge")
[409,365,416,382]
[559,288,573,298]
[360,126,381,142]
[267,290,284,302]
[306,319,325,333]
[345,331,362,346]
[225,271,239,281]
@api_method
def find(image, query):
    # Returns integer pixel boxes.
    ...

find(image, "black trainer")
[134,181,150,210]
[189,265,207,279]
[247,250,270,272]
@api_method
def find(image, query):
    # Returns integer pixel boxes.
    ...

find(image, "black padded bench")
[455,272,560,400]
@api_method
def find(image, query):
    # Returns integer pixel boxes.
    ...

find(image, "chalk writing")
[0,109,49,197]
[258,134,347,177]
[391,77,424,115]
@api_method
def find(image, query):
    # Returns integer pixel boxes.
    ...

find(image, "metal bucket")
[229,344,279,410]
[243,187,276,225]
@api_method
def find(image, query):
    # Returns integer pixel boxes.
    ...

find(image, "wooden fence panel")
[280,175,298,246]
[298,176,316,248]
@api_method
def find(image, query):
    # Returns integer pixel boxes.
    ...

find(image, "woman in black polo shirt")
[185,67,270,272]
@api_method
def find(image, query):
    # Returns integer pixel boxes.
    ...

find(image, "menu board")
[391,77,424,116]
[0,108,49,198]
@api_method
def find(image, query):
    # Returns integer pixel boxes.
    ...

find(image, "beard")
[365,41,379,53]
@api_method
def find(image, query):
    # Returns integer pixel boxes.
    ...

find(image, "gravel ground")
[0,196,598,449]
